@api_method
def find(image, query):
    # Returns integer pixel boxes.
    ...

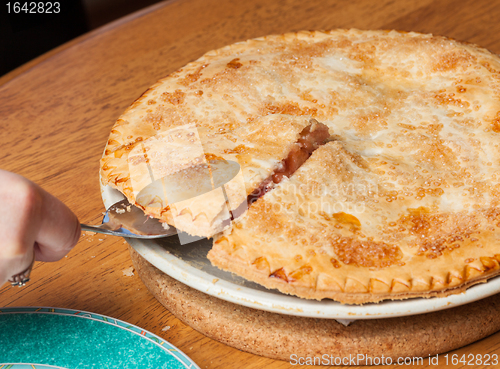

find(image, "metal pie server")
[81,199,177,239]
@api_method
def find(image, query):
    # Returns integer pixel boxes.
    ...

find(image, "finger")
[0,251,35,286]
[0,170,41,284]
[0,169,81,272]
[33,184,81,262]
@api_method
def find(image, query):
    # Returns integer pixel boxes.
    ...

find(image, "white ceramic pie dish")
[101,184,500,320]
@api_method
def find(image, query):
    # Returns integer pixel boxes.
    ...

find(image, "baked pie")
[101,29,500,303]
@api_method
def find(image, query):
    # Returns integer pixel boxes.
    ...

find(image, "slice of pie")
[101,29,500,303]
[102,112,329,236]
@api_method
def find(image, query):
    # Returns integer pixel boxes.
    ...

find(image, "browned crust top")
[101,29,500,302]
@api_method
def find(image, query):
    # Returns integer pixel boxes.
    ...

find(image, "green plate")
[0,307,199,369]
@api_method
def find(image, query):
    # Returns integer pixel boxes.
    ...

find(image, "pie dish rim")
[101,185,500,319]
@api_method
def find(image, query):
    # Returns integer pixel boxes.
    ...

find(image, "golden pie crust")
[101,29,500,303]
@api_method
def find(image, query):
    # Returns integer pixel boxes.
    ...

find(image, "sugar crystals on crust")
[101,29,500,303]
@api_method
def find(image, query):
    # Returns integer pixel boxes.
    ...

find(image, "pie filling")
[247,119,331,204]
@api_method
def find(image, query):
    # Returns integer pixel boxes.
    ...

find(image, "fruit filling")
[248,119,330,203]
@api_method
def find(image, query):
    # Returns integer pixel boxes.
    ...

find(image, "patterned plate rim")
[0,306,200,369]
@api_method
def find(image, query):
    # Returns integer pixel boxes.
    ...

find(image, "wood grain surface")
[1,0,500,368]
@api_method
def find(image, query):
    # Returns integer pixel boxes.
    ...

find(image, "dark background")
[0,0,162,77]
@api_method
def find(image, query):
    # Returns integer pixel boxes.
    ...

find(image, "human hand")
[0,169,81,286]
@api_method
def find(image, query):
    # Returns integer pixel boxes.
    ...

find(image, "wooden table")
[2,0,500,367]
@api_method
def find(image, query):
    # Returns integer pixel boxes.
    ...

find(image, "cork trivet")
[130,246,500,364]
